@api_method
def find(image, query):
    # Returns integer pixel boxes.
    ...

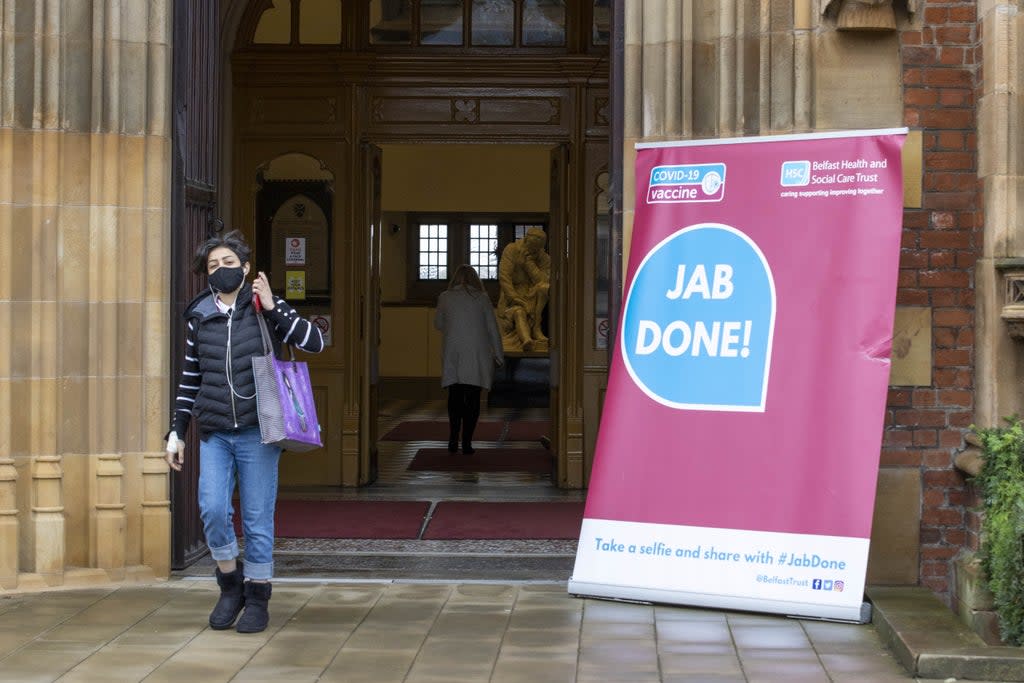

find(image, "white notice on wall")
[285,237,307,265]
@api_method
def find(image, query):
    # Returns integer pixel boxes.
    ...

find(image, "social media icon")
[812,579,822,590]
[833,581,845,592]
[823,580,833,591]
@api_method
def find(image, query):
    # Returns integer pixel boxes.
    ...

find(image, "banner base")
[567,579,871,624]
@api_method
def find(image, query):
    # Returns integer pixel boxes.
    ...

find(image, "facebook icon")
[812,579,822,590]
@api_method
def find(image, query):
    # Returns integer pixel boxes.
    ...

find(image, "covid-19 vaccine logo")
[621,224,777,411]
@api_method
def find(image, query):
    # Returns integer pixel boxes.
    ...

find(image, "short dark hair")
[192,229,252,274]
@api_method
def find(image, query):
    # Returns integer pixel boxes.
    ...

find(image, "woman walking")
[164,230,324,633]
[434,265,504,454]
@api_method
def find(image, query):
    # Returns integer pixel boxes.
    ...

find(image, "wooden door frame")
[356,134,578,488]
[171,0,222,569]
[228,43,606,489]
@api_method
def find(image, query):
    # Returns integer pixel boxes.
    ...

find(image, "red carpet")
[408,448,553,474]
[380,420,504,441]
[505,420,550,441]
[422,501,585,540]
[233,500,430,539]
[380,419,551,442]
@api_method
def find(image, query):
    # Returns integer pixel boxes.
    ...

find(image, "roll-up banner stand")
[570,129,908,622]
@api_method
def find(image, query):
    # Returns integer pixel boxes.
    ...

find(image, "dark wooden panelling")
[365,88,571,136]
[586,90,610,136]
[252,96,340,124]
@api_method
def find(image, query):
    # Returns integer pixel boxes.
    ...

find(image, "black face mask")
[208,266,246,294]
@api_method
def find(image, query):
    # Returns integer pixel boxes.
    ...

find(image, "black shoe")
[236,581,272,633]
[462,443,475,455]
[448,440,458,453]
[209,561,245,630]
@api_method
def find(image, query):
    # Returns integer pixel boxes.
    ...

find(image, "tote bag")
[251,298,322,452]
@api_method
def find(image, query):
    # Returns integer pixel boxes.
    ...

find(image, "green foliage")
[974,417,1024,645]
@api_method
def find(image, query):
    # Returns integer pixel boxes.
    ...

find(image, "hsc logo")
[621,224,777,411]
[647,163,727,204]
[780,161,811,187]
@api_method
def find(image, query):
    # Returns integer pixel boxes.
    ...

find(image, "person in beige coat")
[434,265,504,454]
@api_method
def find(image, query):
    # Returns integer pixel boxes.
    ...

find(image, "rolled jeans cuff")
[209,539,239,562]
[243,559,273,581]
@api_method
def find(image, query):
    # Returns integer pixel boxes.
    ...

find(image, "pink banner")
[570,130,907,621]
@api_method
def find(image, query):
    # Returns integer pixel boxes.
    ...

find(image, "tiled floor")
[277,398,576,504]
[0,580,969,683]
[365,397,571,498]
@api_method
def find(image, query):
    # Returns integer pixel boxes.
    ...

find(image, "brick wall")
[892,2,981,600]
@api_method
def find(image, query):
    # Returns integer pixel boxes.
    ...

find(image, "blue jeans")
[198,427,281,581]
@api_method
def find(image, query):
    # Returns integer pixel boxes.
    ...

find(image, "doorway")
[165,0,615,571]
[373,144,558,495]
[226,0,610,497]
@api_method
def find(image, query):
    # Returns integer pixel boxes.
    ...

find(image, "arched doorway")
[222,0,611,495]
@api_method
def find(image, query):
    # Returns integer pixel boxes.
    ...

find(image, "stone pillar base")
[0,566,162,594]
[10,571,65,591]
[954,551,1003,645]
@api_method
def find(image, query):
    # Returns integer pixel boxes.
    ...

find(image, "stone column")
[794,0,814,130]
[623,2,796,258]
[975,2,1022,426]
[0,456,16,589]
[0,0,173,587]
[30,456,63,584]
[28,0,66,587]
[93,454,125,576]
[0,0,15,592]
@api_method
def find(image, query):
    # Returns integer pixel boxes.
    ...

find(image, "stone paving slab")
[869,585,1024,681]
[0,579,950,682]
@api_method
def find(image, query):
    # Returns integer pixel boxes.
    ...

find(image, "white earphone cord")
[225,312,256,401]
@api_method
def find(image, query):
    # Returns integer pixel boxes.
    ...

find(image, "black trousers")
[446,383,482,448]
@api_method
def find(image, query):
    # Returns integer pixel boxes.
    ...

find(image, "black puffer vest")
[185,285,282,438]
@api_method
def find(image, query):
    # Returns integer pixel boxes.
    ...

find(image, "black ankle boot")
[236,581,272,633]
[448,439,458,453]
[209,561,245,630]
[462,442,475,455]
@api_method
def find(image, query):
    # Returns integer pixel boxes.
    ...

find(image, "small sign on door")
[285,270,306,300]
[596,317,609,349]
[310,314,332,347]
[285,237,306,265]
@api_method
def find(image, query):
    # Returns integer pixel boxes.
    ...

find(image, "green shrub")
[973,417,1024,645]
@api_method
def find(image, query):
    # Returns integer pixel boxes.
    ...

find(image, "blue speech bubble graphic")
[621,223,776,411]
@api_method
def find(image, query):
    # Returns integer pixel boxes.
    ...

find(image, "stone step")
[869,585,1024,681]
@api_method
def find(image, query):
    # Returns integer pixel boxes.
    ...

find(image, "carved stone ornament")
[821,0,909,31]
[1002,270,1024,341]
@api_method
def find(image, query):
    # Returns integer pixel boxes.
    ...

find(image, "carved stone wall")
[622,1,904,260]
[0,1,172,590]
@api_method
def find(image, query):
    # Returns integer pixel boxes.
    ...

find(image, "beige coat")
[434,286,504,389]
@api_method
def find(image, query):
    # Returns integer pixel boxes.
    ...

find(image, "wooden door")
[170,0,220,569]
[361,144,384,481]
[549,144,570,484]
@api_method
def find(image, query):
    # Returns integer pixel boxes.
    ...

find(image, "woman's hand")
[252,271,275,310]
[165,432,185,472]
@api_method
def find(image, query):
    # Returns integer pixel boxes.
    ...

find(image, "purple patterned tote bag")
[252,309,322,452]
